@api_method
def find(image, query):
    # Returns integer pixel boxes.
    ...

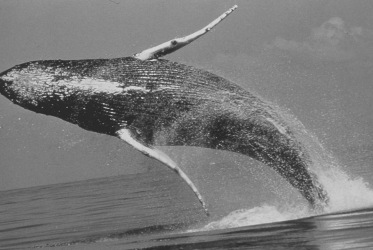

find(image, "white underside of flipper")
[116,128,208,214]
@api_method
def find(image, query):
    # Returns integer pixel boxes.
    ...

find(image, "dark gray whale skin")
[0,57,328,208]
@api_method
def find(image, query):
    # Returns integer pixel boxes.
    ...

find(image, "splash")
[193,204,310,231]
[275,104,373,212]
[294,120,373,213]
[192,106,373,231]
[319,167,373,213]
[194,166,373,231]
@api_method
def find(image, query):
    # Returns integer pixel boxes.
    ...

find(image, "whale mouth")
[0,74,15,102]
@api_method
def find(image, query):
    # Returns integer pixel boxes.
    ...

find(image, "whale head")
[0,59,119,125]
[0,61,57,112]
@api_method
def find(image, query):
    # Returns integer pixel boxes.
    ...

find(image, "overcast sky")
[1,0,373,190]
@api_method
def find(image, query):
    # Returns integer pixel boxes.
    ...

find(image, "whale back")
[0,57,328,207]
[0,57,245,134]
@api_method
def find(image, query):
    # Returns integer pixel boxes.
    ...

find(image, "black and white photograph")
[1,1,373,249]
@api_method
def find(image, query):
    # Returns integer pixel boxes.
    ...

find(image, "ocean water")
[0,167,205,249]
[2,150,373,250]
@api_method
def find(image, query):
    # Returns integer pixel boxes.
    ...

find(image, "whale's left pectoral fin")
[116,128,209,215]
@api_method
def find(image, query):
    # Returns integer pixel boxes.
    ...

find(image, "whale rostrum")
[0,6,328,214]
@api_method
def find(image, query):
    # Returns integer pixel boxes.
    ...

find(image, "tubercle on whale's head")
[0,62,48,109]
[0,61,82,112]
[0,67,21,104]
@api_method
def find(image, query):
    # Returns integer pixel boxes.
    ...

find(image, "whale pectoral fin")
[133,5,238,60]
[116,128,209,215]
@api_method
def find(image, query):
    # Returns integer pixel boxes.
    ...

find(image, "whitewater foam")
[319,167,373,213]
[190,204,311,232]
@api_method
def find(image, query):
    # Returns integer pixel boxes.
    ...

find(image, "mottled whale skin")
[0,57,328,208]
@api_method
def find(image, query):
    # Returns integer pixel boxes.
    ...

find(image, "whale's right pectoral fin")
[133,5,238,60]
[116,128,209,215]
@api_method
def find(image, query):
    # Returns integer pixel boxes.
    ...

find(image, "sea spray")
[319,168,373,213]
[289,114,373,213]
[275,105,373,212]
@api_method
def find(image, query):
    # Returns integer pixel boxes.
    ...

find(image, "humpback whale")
[0,6,328,213]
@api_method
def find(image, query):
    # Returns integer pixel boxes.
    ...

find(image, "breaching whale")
[0,6,328,213]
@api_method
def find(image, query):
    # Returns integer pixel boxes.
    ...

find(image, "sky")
[0,0,373,190]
